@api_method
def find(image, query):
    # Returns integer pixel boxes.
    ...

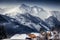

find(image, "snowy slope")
[0,14,38,36]
[45,11,60,29]
[51,11,60,21]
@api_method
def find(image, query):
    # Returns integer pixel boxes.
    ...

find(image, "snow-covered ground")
[10,32,40,39]
[10,34,29,39]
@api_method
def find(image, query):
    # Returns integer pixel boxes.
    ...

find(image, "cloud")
[0,8,5,14]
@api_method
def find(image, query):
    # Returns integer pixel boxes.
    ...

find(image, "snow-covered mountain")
[0,4,60,36]
[48,11,60,27]
[0,14,38,36]
[0,13,51,37]
[51,11,60,21]
[16,13,51,31]
[45,16,56,28]
[0,12,52,34]
[45,16,60,30]
[0,4,52,31]
[2,4,52,20]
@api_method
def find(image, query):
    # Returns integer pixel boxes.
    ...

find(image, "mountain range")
[0,4,60,36]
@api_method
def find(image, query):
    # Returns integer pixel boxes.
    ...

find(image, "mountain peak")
[21,4,28,7]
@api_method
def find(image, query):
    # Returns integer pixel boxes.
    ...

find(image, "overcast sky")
[0,0,60,11]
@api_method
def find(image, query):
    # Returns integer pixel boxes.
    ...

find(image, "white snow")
[31,32,40,36]
[10,34,29,39]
